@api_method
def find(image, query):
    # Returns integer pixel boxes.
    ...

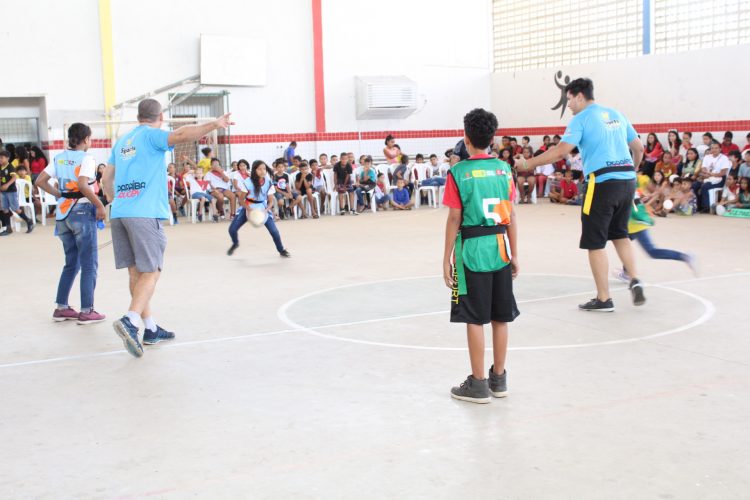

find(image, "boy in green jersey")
[442,108,520,404]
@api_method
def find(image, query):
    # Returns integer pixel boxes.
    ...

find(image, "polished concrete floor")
[1,203,748,499]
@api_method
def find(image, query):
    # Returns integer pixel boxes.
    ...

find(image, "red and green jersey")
[443,155,515,273]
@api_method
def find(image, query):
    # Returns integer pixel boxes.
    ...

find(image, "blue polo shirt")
[108,125,174,219]
[561,103,638,183]
[243,175,273,209]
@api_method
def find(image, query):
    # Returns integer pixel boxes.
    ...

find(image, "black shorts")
[580,179,636,250]
[450,264,520,325]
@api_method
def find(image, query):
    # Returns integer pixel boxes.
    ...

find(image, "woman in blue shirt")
[227,160,290,257]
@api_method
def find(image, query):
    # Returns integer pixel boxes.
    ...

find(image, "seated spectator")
[294,161,319,218]
[289,155,302,173]
[334,152,357,215]
[29,146,48,184]
[673,177,697,216]
[516,146,536,203]
[355,155,377,212]
[329,154,339,168]
[667,129,682,163]
[273,159,302,219]
[15,165,37,215]
[740,150,750,179]
[743,132,750,153]
[549,169,578,204]
[205,158,236,219]
[728,151,742,179]
[655,151,678,178]
[547,170,564,202]
[697,132,713,159]
[309,159,328,214]
[721,131,740,156]
[715,173,739,213]
[184,167,215,222]
[490,142,501,158]
[319,153,331,169]
[644,171,671,217]
[534,150,555,197]
[643,132,664,177]
[391,178,413,210]
[566,147,583,180]
[500,136,511,151]
[736,177,750,209]
[694,141,730,213]
[374,173,391,210]
[539,135,552,152]
[678,131,694,162]
[391,154,414,195]
[383,135,399,164]
[680,148,702,180]
[166,163,182,224]
[521,136,531,149]
[428,154,444,178]
[509,137,523,156]
[552,134,562,146]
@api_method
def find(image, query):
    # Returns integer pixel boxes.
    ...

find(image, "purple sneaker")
[77,310,106,325]
[53,307,79,322]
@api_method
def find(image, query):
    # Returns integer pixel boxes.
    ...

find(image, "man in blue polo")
[103,99,233,357]
[514,78,646,311]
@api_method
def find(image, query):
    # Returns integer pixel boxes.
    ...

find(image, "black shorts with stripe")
[450,264,520,325]
[579,179,636,250]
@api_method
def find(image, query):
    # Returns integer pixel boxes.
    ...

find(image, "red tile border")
[40,120,750,150]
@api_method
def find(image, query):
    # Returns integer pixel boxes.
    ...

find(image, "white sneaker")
[612,268,630,283]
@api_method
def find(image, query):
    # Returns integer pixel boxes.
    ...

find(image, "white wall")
[491,44,750,128]
[322,0,492,132]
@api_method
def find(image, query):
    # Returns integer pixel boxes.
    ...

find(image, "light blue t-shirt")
[242,175,273,209]
[561,103,638,183]
[108,125,174,219]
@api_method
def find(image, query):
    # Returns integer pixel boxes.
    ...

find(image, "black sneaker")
[488,365,508,398]
[143,325,176,345]
[0,229,11,236]
[339,210,346,216]
[450,375,491,404]
[578,298,614,312]
[280,249,291,258]
[227,243,239,256]
[630,279,646,306]
[26,222,34,234]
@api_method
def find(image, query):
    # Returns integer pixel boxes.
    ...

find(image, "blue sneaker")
[143,325,176,345]
[113,316,143,358]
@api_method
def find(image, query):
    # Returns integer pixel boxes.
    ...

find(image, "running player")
[227,160,290,258]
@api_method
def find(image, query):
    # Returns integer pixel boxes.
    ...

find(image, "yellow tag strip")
[582,173,596,215]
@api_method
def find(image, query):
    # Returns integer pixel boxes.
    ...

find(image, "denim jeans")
[630,229,687,262]
[55,204,98,310]
[420,177,446,187]
[355,186,374,207]
[228,207,285,252]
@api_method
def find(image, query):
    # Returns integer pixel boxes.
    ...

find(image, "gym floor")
[2,203,748,499]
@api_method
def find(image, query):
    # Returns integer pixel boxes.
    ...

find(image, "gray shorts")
[111,217,167,272]
[1,191,19,212]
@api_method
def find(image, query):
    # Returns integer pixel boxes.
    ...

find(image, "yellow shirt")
[11,159,19,167]
[20,174,32,199]
[198,158,212,174]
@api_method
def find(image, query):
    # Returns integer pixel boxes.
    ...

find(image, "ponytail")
[68,123,91,149]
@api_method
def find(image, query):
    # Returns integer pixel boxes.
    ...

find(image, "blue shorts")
[1,191,19,212]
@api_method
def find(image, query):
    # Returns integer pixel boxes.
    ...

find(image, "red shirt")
[721,142,740,155]
[560,179,578,199]
[30,157,47,175]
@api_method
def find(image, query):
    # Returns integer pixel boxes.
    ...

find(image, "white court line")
[1,272,745,369]
[276,277,721,351]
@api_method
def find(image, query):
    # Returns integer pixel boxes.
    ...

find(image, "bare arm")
[103,164,116,202]
[34,171,62,198]
[629,138,645,170]
[167,113,234,147]
[507,209,519,279]
[442,207,462,288]
[517,142,574,171]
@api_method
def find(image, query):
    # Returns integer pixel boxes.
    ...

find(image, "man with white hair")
[103,98,232,358]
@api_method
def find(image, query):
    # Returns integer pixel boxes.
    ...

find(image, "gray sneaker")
[488,365,508,398]
[450,375,491,404]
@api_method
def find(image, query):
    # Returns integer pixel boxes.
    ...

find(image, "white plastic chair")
[167,176,176,225]
[322,169,343,215]
[39,178,59,225]
[707,185,723,209]
[15,179,36,225]
[183,178,213,223]
[412,164,438,208]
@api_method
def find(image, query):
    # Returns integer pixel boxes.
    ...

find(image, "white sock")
[126,311,141,327]
[143,316,157,331]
